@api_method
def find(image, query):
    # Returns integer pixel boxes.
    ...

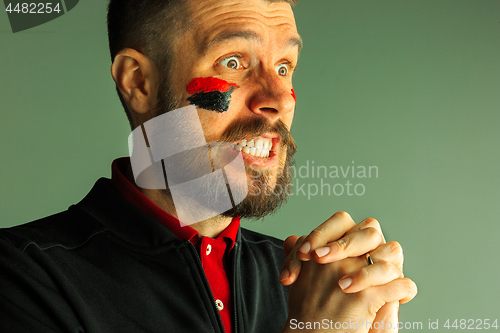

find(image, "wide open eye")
[220,56,242,70]
[276,63,289,76]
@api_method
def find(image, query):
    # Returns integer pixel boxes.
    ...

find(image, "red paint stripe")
[291,88,296,102]
[186,77,238,94]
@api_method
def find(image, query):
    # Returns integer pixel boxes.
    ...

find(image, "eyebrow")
[202,29,303,54]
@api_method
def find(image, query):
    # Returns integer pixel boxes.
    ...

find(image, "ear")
[111,48,158,115]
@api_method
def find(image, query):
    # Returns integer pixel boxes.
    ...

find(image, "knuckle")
[399,277,417,294]
[380,261,397,276]
[365,226,381,240]
[309,228,325,239]
[362,217,379,227]
[334,237,350,251]
[359,266,371,282]
[308,229,324,243]
[309,228,324,238]
[372,220,381,231]
[334,211,351,219]
[387,241,403,258]
[406,278,418,294]
[360,218,385,242]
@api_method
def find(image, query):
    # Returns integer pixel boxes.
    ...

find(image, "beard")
[218,117,296,219]
[153,86,297,221]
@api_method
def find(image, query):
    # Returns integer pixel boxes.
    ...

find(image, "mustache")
[218,117,297,155]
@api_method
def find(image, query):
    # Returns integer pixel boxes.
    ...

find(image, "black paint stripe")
[187,87,235,113]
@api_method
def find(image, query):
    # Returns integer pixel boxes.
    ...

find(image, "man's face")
[159,0,300,217]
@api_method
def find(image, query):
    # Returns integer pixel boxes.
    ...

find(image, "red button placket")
[200,237,232,333]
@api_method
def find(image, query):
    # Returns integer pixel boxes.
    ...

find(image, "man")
[0,0,416,332]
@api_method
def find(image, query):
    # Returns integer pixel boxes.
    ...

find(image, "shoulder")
[0,206,106,332]
[0,205,105,253]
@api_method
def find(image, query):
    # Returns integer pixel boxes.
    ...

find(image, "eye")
[276,64,289,76]
[220,56,242,70]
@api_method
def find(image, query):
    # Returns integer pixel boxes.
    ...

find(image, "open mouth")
[231,137,272,158]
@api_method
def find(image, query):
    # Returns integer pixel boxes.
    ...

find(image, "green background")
[1,0,499,329]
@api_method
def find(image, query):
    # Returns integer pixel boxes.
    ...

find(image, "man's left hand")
[280,212,411,332]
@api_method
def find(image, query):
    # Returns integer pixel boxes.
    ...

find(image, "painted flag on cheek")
[186,77,238,113]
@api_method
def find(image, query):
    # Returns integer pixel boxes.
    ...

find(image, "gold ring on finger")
[366,253,374,266]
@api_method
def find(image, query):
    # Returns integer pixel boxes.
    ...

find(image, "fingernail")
[315,246,330,257]
[280,268,290,281]
[339,277,352,290]
[299,242,311,254]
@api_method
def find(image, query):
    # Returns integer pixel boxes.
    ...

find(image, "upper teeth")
[232,137,272,158]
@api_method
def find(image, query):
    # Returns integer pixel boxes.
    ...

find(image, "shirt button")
[215,299,224,311]
[206,244,212,255]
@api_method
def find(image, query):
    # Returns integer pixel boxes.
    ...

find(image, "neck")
[124,162,233,238]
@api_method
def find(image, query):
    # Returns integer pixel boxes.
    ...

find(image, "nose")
[248,70,295,123]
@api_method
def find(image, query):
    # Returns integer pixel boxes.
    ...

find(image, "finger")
[313,227,384,263]
[339,261,403,293]
[283,235,300,257]
[370,241,404,272]
[369,302,399,333]
[280,235,307,286]
[348,217,386,244]
[366,278,418,306]
[296,211,356,261]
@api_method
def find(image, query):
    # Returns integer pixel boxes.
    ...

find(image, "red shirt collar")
[110,157,240,249]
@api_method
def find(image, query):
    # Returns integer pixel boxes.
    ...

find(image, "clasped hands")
[280,212,417,333]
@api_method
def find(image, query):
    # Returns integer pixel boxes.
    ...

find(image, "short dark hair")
[107,0,298,128]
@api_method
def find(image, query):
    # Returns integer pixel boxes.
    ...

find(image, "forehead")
[186,0,300,53]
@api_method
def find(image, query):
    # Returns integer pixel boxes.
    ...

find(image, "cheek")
[186,77,239,113]
[282,109,294,129]
[197,111,232,142]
